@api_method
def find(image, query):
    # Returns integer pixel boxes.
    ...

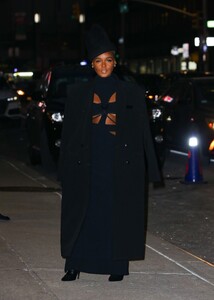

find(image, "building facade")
[0,0,214,73]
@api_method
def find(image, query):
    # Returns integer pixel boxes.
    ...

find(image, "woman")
[59,25,160,282]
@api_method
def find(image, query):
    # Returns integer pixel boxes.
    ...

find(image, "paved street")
[148,152,214,265]
[1,120,213,264]
[0,121,214,299]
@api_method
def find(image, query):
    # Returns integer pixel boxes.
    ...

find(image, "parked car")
[159,76,214,161]
[26,64,166,168]
[7,71,43,117]
[136,73,166,102]
[136,73,167,166]
[0,76,21,119]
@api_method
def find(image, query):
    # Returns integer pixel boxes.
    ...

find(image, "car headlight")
[17,89,25,96]
[152,108,162,119]
[7,96,18,101]
[206,118,214,130]
[51,112,64,122]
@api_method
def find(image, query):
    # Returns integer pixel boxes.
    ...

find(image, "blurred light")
[80,60,87,66]
[155,135,164,143]
[55,139,61,148]
[207,20,214,28]
[182,43,189,59]
[171,46,178,56]
[13,72,33,77]
[181,61,197,71]
[7,96,18,102]
[79,14,85,23]
[194,37,214,47]
[119,2,129,14]
[162,95,173,103]
[38,101,46,112]
[51,112,64,122]
[152,108,162,119]
[188,137,198,147]
[194,37,200,47]
[207,37,214,47]
[34,13,41,23]
[209,140,214,151]
[206,118,214,130]
[17,89,25,96]
[188,61,197,70]
[118,37,124,44]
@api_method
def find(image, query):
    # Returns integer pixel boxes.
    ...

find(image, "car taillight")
[208,122,214,130]
[162,95,173,103]
[37,101,46,112]
[205,118,214,130]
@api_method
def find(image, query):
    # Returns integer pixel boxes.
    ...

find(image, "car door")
[163,79,194,151]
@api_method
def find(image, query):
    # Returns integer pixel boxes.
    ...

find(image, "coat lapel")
[116,81,128,139]
[77,81,94,146]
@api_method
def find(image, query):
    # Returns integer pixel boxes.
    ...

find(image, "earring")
[91,64,94,68]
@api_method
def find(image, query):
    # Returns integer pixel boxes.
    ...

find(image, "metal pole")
[120,12,125,64]
[130,0,196,17]
[202,0,208,71]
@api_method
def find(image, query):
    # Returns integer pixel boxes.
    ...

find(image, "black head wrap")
[85,24,116,61]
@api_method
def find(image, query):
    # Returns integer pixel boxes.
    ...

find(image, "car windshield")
[194,79,214,106]
[48,71,94,99]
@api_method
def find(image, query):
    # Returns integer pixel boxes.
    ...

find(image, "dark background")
[0,0,214,74]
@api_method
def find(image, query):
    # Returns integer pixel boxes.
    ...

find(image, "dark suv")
[26,64,165,168]
[159,76,214,161]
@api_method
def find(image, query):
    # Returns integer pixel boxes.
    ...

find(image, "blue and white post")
[182,136,206,184]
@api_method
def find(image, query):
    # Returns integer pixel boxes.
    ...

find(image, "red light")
[162,95,173,103]
[37,101,46,112]
[208,122,214,129]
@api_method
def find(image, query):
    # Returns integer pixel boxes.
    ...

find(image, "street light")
[34,13,41,24]
[34,13,41,69]
[79,13,85,60]
[207,20,214,28]
[79,14,85,24]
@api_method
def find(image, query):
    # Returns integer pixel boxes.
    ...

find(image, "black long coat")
[59,77,160,261]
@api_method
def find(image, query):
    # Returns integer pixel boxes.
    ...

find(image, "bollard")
[181,136,206,184]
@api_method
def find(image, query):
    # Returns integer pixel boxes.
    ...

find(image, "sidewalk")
[0,157,213,300]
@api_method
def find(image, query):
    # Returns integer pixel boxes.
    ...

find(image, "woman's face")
[92,51,116,78]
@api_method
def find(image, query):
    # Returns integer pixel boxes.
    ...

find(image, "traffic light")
[192,12,200,29]
[119,0,129,14]
[72,2,80,20]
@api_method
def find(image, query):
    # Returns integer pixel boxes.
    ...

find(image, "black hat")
[85,24,116,61]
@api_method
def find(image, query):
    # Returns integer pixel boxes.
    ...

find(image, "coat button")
[77,160,81,165]
[125,160,130,164]
[124,143,128,148]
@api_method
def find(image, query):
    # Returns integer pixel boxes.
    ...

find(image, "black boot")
[108,274,124,282]
[61,270,80,281]
[0,213,10,221]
